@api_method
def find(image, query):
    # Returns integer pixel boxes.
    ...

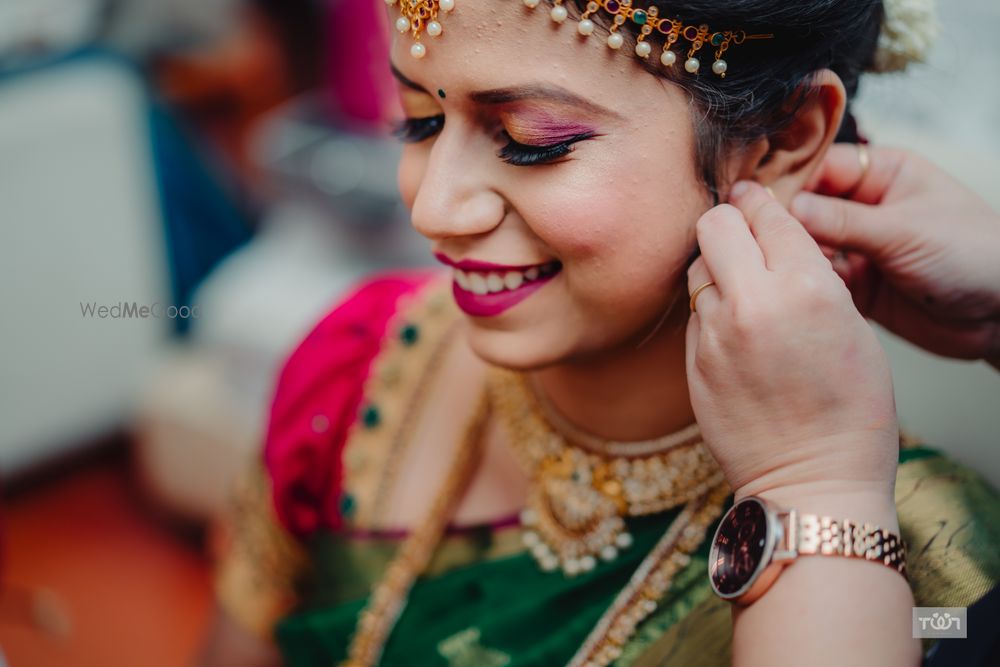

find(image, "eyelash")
[393,114,593,167]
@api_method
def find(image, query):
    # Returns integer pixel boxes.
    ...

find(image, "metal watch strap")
[777,510,908,580]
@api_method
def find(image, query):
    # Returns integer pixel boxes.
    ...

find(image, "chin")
[459,319,571,372]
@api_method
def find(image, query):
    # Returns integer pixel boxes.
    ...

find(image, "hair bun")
[872,0,938,73]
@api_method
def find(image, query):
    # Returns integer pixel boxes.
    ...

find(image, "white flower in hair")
[873,0,938,73]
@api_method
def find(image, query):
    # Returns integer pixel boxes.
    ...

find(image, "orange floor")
[0,456,214,667]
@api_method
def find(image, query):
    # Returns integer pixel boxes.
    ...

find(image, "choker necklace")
[488,367,724,576]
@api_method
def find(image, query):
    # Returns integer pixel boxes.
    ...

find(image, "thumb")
[791,192,895,256]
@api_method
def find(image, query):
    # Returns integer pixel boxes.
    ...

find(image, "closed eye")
[497,131,595,167]
[392,114,595,167]
[392,115,445,143]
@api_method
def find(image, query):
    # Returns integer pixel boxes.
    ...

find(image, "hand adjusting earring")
[387,0,455,59]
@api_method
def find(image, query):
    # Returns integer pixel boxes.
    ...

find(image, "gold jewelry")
[488,366,724,576]
[841,143,872,200]
[527,372,701,457]
[387,0,455,60]
[855,143,871,188]
[689,280,716,313]
[389,0,774,75]
[341,387,492,667]
[569,482,729,667]
[343,362,728,666]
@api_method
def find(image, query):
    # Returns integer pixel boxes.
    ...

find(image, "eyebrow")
[390,64,622,119]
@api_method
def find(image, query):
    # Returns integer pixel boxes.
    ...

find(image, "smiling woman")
[201,2,1000,667]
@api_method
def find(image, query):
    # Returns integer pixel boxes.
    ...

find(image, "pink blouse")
[262,269,439,537]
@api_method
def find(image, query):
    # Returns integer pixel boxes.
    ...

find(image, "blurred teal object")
[0,48,254,335]
[145,96,253,334]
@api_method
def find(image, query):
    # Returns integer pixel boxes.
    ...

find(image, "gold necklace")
[488,366,724,576]
[342,366,729,667]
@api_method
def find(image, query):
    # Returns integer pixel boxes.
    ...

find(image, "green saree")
[270,446,1000,666]
[215,273,1000,666]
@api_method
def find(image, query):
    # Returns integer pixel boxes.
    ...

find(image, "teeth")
[453,263,559,295]
[503,271,524,290]
[468,272,489,295]
[486,272,505,293]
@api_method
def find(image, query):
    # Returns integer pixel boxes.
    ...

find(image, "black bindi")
[437,88,446,99]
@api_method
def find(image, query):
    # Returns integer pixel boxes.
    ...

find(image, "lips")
[434,253,562,317]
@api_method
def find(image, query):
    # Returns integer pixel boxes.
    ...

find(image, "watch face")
[710,497,770,598]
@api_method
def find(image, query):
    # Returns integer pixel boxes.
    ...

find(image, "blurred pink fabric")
[263,270,438,537]
[324,0,400,130]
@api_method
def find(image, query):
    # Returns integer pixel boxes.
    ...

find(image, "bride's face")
[391,2,712,369]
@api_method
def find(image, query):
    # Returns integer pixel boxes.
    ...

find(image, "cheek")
[521,154,702,295]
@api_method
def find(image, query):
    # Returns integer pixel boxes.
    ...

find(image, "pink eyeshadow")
[506,113,597,144]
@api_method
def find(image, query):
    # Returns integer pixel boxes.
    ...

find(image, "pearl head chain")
[387,0,773,77]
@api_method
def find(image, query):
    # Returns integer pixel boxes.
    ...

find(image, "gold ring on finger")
[689,281,717,313]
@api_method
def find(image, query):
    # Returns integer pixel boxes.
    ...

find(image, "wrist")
[735,480,899,533]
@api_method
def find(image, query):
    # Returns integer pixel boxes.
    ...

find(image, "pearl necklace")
[487,367,725,576]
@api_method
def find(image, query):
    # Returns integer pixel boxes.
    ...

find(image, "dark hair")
[562,0,884,199]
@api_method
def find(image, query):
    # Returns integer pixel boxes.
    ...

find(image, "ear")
[727,70,847,205]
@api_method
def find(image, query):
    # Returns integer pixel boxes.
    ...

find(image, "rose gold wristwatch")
[708,496,908,605]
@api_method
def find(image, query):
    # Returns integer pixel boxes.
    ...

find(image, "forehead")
[388,1,680,113]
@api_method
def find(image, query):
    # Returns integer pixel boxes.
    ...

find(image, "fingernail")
[764,186,776,199]
[729,180,751,200]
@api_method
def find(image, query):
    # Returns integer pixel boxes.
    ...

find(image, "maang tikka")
[387,0,773,77]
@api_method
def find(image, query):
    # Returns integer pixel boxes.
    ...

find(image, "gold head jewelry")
[388,0,774,77]
[386,0,455,60]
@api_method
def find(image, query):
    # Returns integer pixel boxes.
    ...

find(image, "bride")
[203,1,1000,666]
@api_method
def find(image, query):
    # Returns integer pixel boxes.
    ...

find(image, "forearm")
[730,484,921,667]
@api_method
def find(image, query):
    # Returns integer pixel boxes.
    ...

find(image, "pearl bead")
[440,0,455,10]
[580,555,597,572]
[712,59,728,75]
[395,17,410,33]
[635,41,652,58]
[522,531,540,547]
[615,532,634,549]
[522,0,540,7]
[550,5,568,22]
[607,32,624,50]
[600,545,619,561]
[577,19,595,36]
[410,42,426,59]
[520,508,538,526]
[563,559,581,576]
[685,57,700,73]
[660,50,676,66]
[540,555,559,572]
[426,20,442,37]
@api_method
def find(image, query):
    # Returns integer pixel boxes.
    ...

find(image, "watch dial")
[710,498,769,596]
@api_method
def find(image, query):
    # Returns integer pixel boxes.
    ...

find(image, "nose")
[408,125,505,242]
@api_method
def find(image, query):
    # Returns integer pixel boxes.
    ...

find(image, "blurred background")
[0,0,996,665]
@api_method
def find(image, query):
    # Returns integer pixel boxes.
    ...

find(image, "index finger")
[806,144,908,205]
[729,181,827,270]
